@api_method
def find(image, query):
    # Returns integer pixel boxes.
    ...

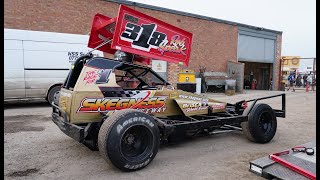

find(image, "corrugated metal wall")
[238,27,276,63]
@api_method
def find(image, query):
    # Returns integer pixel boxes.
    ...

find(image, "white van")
[4,28,103,103]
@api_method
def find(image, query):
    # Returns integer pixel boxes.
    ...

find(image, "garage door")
[238,27,276,63]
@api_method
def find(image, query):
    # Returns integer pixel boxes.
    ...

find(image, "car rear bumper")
[51,102,84,142]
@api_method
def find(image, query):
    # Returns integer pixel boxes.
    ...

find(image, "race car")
[51,5,285,171]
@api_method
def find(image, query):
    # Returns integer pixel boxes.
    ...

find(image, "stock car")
[51,5,286,171]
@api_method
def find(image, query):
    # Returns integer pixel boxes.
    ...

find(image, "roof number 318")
[120,23,167,52]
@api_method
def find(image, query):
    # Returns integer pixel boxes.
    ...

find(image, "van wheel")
[98,109,160,171]
[241,103,277,143]
[47,86,61,104]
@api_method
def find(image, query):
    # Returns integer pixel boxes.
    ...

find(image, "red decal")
[212,103,225,110]
[158,35,187,55]
[132,91,151,109]
[83,70,98,84]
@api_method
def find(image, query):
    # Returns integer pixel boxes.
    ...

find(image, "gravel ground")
[4,90,316,180]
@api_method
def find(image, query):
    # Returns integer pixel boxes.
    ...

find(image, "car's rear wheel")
[241,103,277,143]
[98,109,159,171]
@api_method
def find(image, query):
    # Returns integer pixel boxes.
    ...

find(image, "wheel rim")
[258,111,273,134]
[53,91,60,104]
[120,125,153,160]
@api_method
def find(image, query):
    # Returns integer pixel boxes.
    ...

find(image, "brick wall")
[4,0,281,89]
[4,0,238,87]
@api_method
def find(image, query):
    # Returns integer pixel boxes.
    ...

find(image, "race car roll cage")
[63,53,169,91]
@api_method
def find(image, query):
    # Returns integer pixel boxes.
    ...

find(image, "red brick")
[4,0,282,90]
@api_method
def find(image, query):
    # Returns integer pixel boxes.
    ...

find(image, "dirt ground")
[4,90,316,180]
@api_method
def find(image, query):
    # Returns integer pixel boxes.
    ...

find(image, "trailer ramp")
[249,140,316,180]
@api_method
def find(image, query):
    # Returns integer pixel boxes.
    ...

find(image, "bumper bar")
[51,102,84,142]
[246,93,286,118]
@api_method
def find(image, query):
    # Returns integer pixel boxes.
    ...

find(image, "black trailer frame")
[154,93,285,139]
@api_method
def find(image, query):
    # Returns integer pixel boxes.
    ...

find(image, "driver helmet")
[114,50,133,63]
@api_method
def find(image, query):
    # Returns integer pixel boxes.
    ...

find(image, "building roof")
[106,0,282,34]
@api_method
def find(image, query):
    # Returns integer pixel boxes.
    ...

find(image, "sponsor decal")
[83,69,112,85]
[178,94,208,102]
[158,35,186,55]
[117,116,154,134]
[60,91,72,98]
[184,106,207,112]
[77,97,167,113]
[182,103,201,109]
[211,103,226,110]
[182,102,207,112]
[83,70,99,85]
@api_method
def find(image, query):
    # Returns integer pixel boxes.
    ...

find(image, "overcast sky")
[131,0,316,70]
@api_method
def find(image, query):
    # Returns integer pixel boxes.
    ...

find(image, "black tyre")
[47,86,61,104]
[98,109,160,171]
[241,103,277,143]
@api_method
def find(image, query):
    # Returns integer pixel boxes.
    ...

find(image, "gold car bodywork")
[59,64,227,124]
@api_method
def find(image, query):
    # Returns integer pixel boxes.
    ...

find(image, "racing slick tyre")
[98,109,160,171]
[241,103,277,143]
[47,85,61,104]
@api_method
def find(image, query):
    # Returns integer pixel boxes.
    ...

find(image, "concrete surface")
[4,90,316,180]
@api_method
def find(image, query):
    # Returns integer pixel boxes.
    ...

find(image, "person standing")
[303,74,308,87]
[307,73,315,91]
[296,74,302,87]
[269,78,273,90]
[287,73,295,92]
[311,74,316,91]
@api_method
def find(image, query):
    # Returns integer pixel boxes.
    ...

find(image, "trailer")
[250,140,316,180]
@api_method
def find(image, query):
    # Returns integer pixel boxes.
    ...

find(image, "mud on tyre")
[241,103,277,143]
[98,109,160,171]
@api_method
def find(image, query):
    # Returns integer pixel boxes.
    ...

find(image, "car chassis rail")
[156,93,285,137]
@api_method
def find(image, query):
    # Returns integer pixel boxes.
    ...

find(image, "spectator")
[303,74,308,87]
[287,73,295,92]
[307,73,316,91]
[296,74,302,87]
[312,75,316,91]
[306,74,313,90]
[269,78,273,90]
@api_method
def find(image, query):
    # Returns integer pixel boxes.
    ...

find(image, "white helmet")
[114,50,133,63]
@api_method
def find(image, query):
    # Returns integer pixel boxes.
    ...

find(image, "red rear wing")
[88,5,193,66]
